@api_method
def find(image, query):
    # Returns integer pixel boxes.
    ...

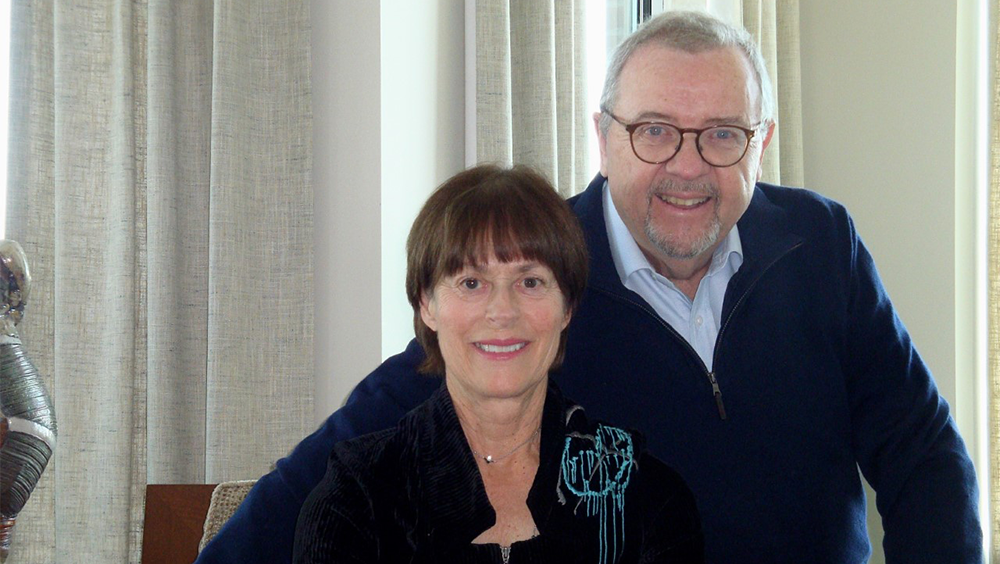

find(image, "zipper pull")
[708,372,727,420]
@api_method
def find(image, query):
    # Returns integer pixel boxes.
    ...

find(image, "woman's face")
[420,256,571,404]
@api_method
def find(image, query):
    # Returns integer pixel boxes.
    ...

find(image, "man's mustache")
[649,180,719,199]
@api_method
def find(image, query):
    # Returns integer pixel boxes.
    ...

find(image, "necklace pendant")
[485,455,494,464]
[500,545,511,564]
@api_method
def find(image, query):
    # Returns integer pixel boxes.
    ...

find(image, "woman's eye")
[460,278,480,290]
[522,277,543,289]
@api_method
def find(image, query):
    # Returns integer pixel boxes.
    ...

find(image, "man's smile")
[656,194,711,208]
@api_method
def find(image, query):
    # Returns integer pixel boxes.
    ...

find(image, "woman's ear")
[561,307,572,331]
[419,293,438,332]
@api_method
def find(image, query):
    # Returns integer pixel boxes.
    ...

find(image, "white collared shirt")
[602,181,743,371]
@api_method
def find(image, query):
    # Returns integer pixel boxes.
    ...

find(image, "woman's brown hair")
[405,164,588,375]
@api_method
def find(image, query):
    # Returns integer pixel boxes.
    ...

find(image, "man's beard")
[643,180,722,261]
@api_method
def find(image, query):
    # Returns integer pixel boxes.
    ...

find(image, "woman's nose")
[485,287,518,325]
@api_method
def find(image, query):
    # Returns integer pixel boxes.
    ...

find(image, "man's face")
[597,45,774,275]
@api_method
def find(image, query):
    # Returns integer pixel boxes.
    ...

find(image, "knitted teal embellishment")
[558,423,635,564]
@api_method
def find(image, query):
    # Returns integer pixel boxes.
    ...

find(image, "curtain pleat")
[508,1,558,185]
[4,0,313,561]
[204,1,313,481]
[555,0,589,197]
[475,0,588,196]
[742,0,803,186]
[146,0,213,484]
[475,0,513,167]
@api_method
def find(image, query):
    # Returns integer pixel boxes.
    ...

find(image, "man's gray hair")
[598,10,775,135]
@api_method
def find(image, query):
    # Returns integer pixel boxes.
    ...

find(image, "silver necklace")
[469,427,540,464]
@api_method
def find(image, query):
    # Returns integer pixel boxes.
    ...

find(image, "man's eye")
[638,124,677,143]
[644,125,665,137]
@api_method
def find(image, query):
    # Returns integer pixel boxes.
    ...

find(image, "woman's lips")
[472,339,528,360]
[474,340,528,355]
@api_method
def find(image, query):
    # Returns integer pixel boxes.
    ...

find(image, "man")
[198,11,981,563]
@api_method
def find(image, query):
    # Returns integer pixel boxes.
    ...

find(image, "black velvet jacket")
[293,381,703,563]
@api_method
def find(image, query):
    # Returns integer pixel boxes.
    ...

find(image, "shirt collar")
[602,180,743,285]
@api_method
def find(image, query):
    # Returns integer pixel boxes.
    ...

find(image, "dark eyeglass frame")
[602,107,759,168]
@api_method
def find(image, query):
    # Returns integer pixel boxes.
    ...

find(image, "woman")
[294,165,703,563]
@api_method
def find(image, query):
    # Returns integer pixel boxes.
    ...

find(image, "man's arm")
[844,223,982,562]
[195,339,439,564]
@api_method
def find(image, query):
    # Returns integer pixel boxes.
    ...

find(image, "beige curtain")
[475,0,589,196]
[990,0,1000,555]
[5,0,313,562]
[742,0,803,186]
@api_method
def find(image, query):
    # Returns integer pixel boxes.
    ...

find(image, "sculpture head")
[0,241,31,338]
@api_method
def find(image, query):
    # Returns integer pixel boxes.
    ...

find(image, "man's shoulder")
[754,182,850,220]
[749,182,858,242]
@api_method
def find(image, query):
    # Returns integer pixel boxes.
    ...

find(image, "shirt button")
[695,315,703,326]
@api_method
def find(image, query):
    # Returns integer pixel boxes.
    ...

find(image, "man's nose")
[665,134,710,180]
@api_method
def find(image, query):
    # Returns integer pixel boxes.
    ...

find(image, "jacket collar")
[570,174,804,304]
[411,380,571,554]
[410,384,495,550]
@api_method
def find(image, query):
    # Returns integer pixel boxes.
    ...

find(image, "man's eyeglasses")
[602,108,758,168]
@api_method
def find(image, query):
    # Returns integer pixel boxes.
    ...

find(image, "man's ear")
[755,121,777,181]
[594,111,610,178]
[419,293,438,332]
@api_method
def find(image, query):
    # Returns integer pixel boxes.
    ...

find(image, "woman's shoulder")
[296,427,423,563]
[326,386,445,478]
[296,427,414,551]
[304,427,407,515]
[327,427,402,474]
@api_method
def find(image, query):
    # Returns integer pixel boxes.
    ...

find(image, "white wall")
[381,1,466,361]
[801,1,958,399]
[313,2,384,425]
[312,1,466,424]
[799,2,985,561]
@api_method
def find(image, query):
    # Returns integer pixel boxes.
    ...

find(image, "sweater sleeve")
[194,340,439,564]
[843,221,982,562]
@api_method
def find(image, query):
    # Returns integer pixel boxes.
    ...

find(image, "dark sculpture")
[0,241,56,563]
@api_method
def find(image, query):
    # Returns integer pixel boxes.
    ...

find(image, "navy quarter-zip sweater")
[197,175,981,564]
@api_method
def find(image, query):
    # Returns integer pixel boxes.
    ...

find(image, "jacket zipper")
[707,371,726,419]
[595,240,804,421]
[603,291,728,419]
